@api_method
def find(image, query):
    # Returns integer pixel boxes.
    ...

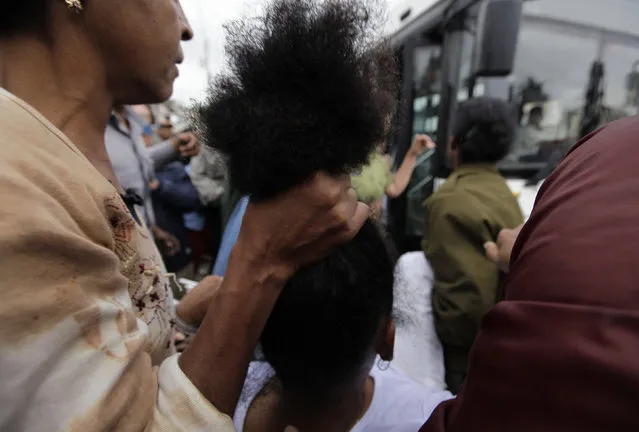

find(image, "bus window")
[506,20,601,165]
[458,30,476,102]
[601,39,639,117]
[412,46,442,137]
[406,45,442,237]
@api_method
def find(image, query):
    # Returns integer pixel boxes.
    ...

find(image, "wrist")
[174,306,200,334]
[175,302,196,327]
[171,136,181,152]
[230,234,295,288]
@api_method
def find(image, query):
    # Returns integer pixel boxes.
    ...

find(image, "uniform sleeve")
[0,170,234,431]
[423,193,498,348]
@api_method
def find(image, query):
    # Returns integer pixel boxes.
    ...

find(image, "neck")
[279,376,374,432]
[0,35,113,174]
[455,162,497,172]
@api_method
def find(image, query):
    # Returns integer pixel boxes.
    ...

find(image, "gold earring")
[65,0,83,12]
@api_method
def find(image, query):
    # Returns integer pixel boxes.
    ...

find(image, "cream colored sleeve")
[154,356,236,431]
[0,162,235,432]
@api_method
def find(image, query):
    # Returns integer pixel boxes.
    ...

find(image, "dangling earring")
[377,357,390,371]
[65,0,83,12]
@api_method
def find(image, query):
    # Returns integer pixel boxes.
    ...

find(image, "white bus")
[386,0,639,251]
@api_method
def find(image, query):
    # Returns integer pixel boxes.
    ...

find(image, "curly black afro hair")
[200,0,400,398]
[197,0,398,200]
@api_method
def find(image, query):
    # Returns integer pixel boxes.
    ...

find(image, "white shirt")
[233,360,453,431]
[393,252,447,390]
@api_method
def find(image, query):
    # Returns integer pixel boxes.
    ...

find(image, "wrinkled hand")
[177,276,224,327]
[237,172,369,279]
[484,225,523,273]
[152,226,181,256]
[172,132,200,158]
[409,134,435,157]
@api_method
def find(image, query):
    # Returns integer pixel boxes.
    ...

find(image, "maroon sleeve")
[421,116,639,432]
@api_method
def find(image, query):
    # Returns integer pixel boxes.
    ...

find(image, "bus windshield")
[498,18,639,171]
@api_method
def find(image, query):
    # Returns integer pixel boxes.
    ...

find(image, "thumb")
[484,241,500,264]
[344,202,369,241]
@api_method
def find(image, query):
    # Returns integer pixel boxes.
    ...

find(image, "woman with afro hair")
[0,0,365,430]
[196,0,453,431]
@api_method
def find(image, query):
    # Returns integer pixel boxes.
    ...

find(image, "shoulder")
[0,94,133,348]
[426,185,475,223]
[0,100,115,242]
[367,365,453,428]
[0,90,124,283]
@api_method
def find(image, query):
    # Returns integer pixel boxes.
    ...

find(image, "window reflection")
[601,40,639,117]
[412,46,442,136]
[407,45,442,237]
[505,21,639,169]
[506,21,601,164]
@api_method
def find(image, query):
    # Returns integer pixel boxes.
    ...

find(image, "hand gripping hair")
[198,0,398,397]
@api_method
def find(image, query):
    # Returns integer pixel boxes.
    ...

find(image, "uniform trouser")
[445,370,466,395]
[443,344,469,395]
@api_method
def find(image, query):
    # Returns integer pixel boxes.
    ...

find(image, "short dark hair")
[452,97,516,164]
[261,219,395,396]
[1,1,49,38]
[198,0,398,397]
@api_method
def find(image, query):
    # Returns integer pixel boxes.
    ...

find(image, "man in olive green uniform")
[423,98,524,393]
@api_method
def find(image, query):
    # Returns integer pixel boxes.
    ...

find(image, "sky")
[173,0,405,105]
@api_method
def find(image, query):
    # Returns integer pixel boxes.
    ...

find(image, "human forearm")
[149,139,179,170]
[178,238,292,415]
[178,173,367,416]
[386,153,417,198]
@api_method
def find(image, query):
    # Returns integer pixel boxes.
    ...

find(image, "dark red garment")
[421,116,639,432]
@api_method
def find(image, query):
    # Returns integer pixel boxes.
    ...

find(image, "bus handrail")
[407,175,434,200]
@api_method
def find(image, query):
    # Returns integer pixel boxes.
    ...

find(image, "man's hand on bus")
[484,225,523,273]
[409,134,436,157]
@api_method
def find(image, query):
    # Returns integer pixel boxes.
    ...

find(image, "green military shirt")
[423,164,524,383]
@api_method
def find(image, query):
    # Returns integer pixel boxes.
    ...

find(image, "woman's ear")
[377,319,395,362]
